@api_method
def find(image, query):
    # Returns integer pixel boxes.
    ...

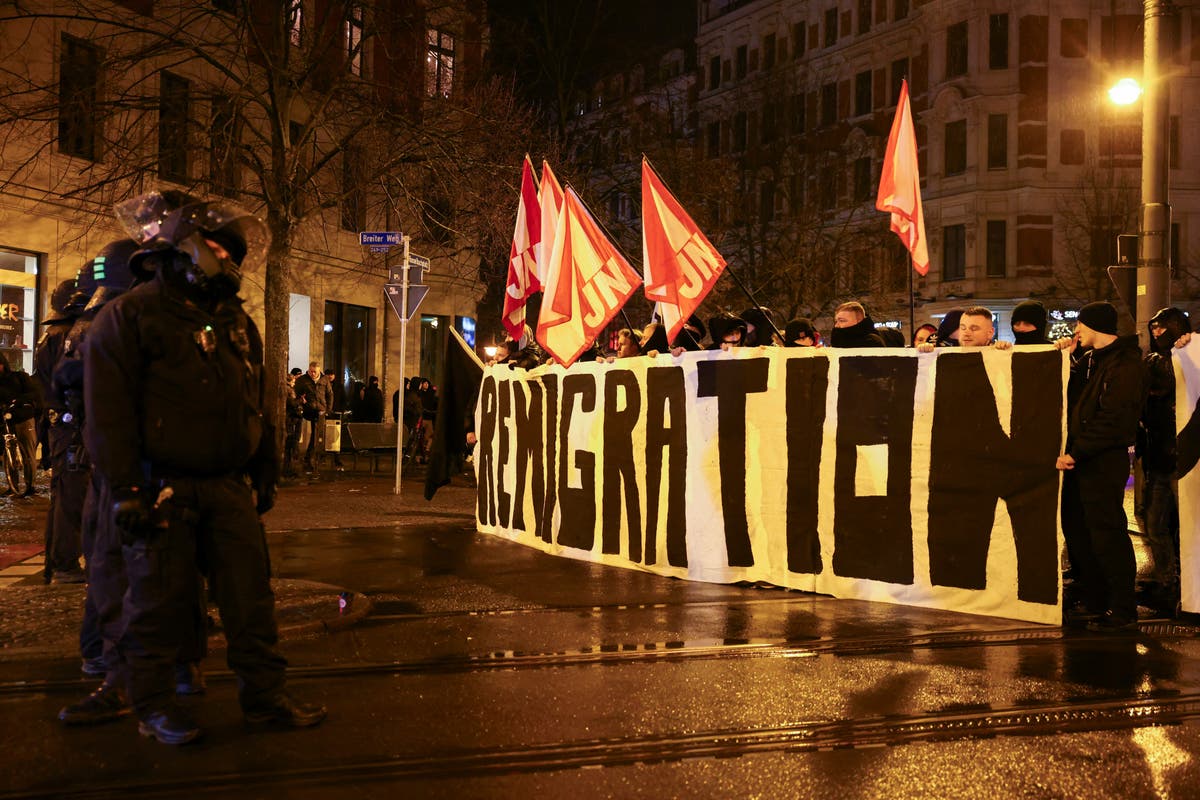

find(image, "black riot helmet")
[41,279,79,325]
[115,190,269,299]
[76,239,140,311]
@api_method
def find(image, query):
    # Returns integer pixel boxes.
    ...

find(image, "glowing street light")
[1108,77,1143,106]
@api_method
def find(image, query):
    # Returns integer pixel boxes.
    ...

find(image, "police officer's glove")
[112,486,152,543]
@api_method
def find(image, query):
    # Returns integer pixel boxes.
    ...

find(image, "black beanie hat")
[1011,300,1047,330]
[1078,301,1118,335]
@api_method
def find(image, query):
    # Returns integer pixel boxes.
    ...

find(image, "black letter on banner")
[496,379,514,525]
[602,370,642,556]
[540,375,559,543]
[697,359,770,567]
[511,380,545,534]
[927,350,1062,604]
[786,358,829,573]
[476,375,499,526]
[557,374,598,550]
[833,357,917,584]
[645,366,688,567]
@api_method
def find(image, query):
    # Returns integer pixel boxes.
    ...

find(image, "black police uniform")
[35,304,85,579]
[83,264,285,719]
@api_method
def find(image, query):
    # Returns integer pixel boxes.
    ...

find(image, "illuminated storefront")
[0,248,38,372]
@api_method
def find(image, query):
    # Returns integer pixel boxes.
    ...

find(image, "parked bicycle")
[1,403,30,495]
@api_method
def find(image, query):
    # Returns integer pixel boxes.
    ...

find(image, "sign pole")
[395,235,411,495]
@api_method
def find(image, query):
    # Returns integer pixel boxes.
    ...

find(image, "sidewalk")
[0,466,479,659]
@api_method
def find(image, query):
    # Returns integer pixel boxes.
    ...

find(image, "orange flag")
[537,161,564,287]
[536,187,642,366]
[875,79,929,275]
[502,155,541,340]
[641,158,727,345]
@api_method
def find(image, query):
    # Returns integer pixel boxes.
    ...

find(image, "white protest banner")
[1169,341,1200,613]
[475,347,1068,624]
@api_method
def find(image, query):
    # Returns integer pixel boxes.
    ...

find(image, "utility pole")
[1137,0,1176,350]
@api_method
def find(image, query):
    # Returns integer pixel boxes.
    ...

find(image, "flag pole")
[642,154,785,346]
[908,253,916,343]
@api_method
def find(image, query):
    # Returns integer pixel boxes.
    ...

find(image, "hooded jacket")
[931,309,964,347]
[707,314,748,349]
[1067,335,1147,463]
[1140,307,1192,472]
[829,314,884,348]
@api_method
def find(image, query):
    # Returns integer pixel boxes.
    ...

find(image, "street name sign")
[360,231,402,246]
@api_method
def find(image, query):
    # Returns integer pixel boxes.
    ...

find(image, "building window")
[346,4,365,77]
[986,220,1006,277]
[825,8,838,47]
[853,157,872,201]
[759,182,775,223]
[987,113,1007,169]
[707,121,720,157]
[946,21,968,77]
[288,0,303,47]
[1100,124,1141,160]
[1060,129,1085,164]
[989,14,1008,69]
[858,0,872,34]
[735,45,747,79]
[209,96,239,195]
[793,22,806,59]
[426,28,454,98]
[158,72,189,182]
[819,165,836,209]
[709,55,721,89]
[821,82,837,126]
[1061,18,1088,58]
[761,103,777,143]
[763,33,776,69]
[732,111,747,152]
[894,0,908,22]
[1101,15,1143,62]
[791,94,806,134]
[891,57,908,103]
[854,70,872,116]
[944,119,967,175]
[58,36,101,161]
[943,224,966,280]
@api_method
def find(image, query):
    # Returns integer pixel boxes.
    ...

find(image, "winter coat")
[1139,307,1192,473]
[1066,335,1147,464]
[828,315,884,348]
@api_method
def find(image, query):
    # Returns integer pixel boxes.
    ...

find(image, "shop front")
[0,247,39,372]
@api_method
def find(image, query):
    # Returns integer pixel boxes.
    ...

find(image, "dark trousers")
[283,417,301,475]
[303,415,323,466]
[1141,468,1180,593]
[1062,448,1137,619]
[43,424,88,576]
[118,475,286,715]
[8,417,36,489]
[80,477,207,682]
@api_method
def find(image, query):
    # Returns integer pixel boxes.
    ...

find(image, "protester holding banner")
[912,323,937,347]
[1139,307,1192,616]
[828,302,883,348]
[784,318,820,348]
[930,309,964,347]
[1056,301,1146,632]
[707,314,747,350]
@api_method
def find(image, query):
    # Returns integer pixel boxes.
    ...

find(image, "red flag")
[537,161,563,286]
[502,155,541,339]
[641,158,727,345]
[536,187,642,367]
[876,79,929,275]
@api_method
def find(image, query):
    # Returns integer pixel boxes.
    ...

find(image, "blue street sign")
[360,231,402,246]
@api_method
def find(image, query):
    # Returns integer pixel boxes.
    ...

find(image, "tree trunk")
[263,220,294,461]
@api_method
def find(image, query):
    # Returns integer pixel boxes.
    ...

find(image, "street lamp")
[1108,77,1143,106]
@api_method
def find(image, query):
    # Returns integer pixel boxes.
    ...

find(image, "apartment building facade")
[696,0,1200,339]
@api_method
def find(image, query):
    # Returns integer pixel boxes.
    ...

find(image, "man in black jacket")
[1055,301,1146,631]
[829,302,884,348]
[1138,307,1191,615]
[84,190,324,744]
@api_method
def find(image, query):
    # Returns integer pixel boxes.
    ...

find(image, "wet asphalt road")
[3,506,1200,797]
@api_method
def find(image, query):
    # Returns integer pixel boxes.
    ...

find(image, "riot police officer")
[34,277,91,582]
[83,190,324,744]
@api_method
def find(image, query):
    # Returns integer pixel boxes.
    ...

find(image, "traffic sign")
[384,283,429,322]
[360,231,402,246]
[388,265,427,286]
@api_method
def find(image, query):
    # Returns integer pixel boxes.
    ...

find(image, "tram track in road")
[2,619,1195,699]
[5,691,1200,799]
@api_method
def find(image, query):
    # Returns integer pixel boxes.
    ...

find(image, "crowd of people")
[483,299,1187,630]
